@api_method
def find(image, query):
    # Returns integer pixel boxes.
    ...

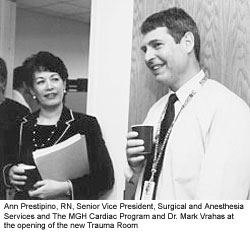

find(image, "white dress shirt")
[133,70,250,200]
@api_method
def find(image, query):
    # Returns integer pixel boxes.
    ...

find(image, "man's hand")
[126,131,146,174]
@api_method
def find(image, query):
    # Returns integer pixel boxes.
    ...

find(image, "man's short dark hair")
[22,51,68,88]
[141,7,200,62]
[13,66,30,89]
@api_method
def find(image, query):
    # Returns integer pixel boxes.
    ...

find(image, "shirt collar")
[175,70,206,106]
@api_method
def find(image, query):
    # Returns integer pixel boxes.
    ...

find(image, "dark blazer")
[3,106,114,200]
[0,98,30,199]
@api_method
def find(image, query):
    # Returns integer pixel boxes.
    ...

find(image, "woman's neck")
[37,104,63,125]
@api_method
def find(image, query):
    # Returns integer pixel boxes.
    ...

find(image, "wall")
[87,0,134,199]
[15,8,90,79]
[129,0,250,127]
[14,8,90,113]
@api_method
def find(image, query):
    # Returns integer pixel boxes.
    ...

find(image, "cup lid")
[131,124,153,128]
[18,164,36,170]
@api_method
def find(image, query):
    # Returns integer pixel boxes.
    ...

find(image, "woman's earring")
[63,89,67,94]
[33,95,37,100]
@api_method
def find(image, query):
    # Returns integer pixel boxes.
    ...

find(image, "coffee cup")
[18,164,38,191]
[131,125,154,154]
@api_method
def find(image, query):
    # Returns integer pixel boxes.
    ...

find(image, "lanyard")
[149,76,208,182]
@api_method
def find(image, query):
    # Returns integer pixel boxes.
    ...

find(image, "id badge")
[141,181,155,200]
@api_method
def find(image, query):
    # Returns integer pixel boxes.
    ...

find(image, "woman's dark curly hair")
[22,51,68,88]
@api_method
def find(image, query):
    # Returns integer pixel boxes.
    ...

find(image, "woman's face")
[31,71,66,109]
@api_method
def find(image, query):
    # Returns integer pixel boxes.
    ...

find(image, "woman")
[3,51,114,199]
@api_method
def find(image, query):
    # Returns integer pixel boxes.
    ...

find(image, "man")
[0,59,30,199]
[12,65,33,112]
[126,7,250,200]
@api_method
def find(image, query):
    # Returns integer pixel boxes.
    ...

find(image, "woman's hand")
[9,163,37,191]
[28,179,69,199]
[9,164,28,190]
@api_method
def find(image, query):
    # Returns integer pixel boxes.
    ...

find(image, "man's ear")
[181,31,195,54]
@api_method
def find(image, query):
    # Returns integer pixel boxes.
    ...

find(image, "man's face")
[141,27,188,90]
